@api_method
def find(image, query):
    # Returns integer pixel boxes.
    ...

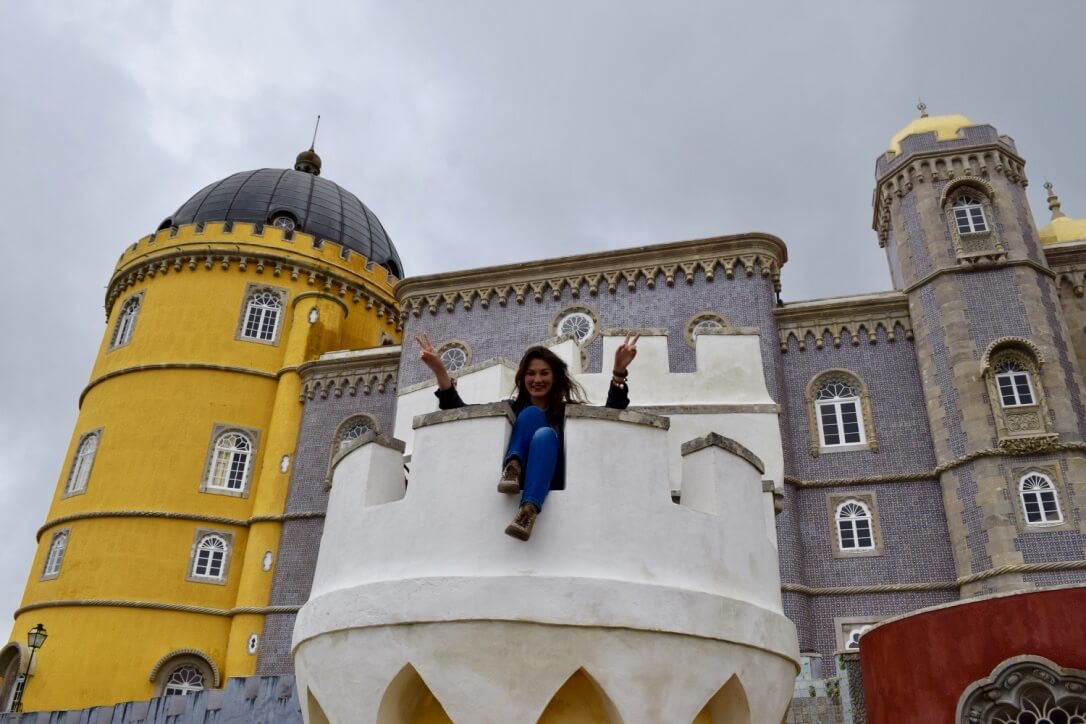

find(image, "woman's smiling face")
[524,358,554,402]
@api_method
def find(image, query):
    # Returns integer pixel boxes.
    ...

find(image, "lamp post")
[10,624,47,713]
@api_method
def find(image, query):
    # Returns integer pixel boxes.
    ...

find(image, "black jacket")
[434,382,630,490]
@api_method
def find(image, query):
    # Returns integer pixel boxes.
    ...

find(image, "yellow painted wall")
[9,224,401,710]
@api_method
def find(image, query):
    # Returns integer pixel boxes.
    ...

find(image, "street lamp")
[10,624,47,713]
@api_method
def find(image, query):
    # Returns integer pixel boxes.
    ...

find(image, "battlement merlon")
[393,330,785,495]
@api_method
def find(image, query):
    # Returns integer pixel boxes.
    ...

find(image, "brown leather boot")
[497,459,522,494]
[505,503,538,541]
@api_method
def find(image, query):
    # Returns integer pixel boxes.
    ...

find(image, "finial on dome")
[1045,180,1066,219]
[917,99,928,118]
[295,115,322,175]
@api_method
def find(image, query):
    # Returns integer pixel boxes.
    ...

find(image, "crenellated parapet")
[293,403,798,723]
[106,222,400,326]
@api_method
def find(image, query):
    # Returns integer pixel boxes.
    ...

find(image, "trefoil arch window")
[952,194,989,235]
[1019,473,1063,526]
[835,500,875,551]
[242,290,282,342]
[816,380,865,447]
[207,432,252,492]
[65,431,100,496]
[109,293,143,349]
[191,534,228,580]
[845,624,873,650]
[994,359,1035,407]
[42,530,69,579]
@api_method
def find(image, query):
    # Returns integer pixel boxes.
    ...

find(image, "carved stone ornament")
[997,434,1061,455]
[957,655,1086,724]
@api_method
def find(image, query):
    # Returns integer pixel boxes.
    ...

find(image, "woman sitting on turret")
[416,333,639,541]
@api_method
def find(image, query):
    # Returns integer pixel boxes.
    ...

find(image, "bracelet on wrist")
[612,368,628,379]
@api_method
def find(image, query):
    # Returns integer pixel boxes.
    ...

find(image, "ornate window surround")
[436,340,472,373]
[957,655,1086,724]
[327,414,380,485]
[805,370,878,456]
[235,284,289,346]
[549,305,601,346]
[1008,464,1073,533]
[981,338,1055,450]
[108,291,145,351]
[684,311,729,348]
[940,177,1005,264]
[199,424,260,498]
[833,616,882,652]
[826,492,885,558]
[41,528,71,581]
[186,529,234,585]
[63,428,102,498]
[149,649,220,696]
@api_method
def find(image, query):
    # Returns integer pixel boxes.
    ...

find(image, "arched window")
[816,380,865,447]
[109,294,143,349]
[241,289,283,342]
[191,534,228,580]
[1019,473,1063,526]
[994,358,1035,407]
[163,664,205,696]
[206,432,252,492]
[835,500,875,551]
[42,531,69,578]
[335,415,378,453]
[65,432,99,495]
[684,311,729,347]
[952,194,989,234]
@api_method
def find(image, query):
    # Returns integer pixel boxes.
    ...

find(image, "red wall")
[860,586,1086,724]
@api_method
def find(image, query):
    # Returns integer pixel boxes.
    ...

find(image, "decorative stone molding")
[396,233,787,318]
[298,348,400,402]
[804,370,879,457]
[775,292,912,352]
[36,509,326,541]
[997,434,1061,455]
[942,180,1006,264]
[957,655,1086,724]
[981,337,1046,370]
[14,599,302,619]
[80,363,280,407]
[873,144,1027,247]
[681,432,764,473]
[148,648,222,687]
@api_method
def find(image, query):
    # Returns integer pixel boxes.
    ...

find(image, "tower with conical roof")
[873,105,1086,596]
[0,149,403,712]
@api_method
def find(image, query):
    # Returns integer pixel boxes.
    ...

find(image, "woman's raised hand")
[614,333,639,374]
[416,332,454,390]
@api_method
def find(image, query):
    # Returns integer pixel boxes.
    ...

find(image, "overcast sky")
[2,1,1083,632]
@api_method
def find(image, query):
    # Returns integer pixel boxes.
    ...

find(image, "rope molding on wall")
[782,560,1086,596]
[785,441,1086,488]
[13,599,302,619]
[36,510,326,541]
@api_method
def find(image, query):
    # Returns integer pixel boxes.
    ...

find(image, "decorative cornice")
[395,233,788,318]
[106,229,399,327]
[298,349,401,402]
[1049,258,1086,297]
[782,559,1086,596]
[37,510,326,541]
[13,599,302,619]
[774,292,912,352]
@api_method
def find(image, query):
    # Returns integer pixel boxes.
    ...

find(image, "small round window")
[439,343,470,372]
[558,312,594,343]
[270,214,297,232]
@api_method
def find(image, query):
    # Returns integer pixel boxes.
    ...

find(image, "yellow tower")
[0,150,402,711]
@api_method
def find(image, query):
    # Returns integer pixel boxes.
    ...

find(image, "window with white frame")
[206,432,252,492]
[836,500,875,551]
[109,295,142,349]
[816,380,865,447]
[994,359,1035,407]
[191,534,228,580]
[65,432,99,495]
[163,664,206,696]
[844,624,873,650]
[1019,473,1063,526]
[43,531,69,578]
[241,290,283,342]
[952,194,989,235]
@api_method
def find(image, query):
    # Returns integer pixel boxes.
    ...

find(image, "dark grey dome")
[165,168,403,277]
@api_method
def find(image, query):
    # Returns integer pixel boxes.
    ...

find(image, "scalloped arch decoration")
[148,648,221,687]
[938,175,996,207]
[982,336,1046,372]
[538,668,621,723]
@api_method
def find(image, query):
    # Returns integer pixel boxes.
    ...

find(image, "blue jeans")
[504,406,559,511]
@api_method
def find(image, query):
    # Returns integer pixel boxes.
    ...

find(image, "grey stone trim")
[198,423,261,498]
[330,430,407,473]
[36,510,324,541]
[775,290,912,352]
[399,356,516,395]
[290,290,349,317]
[148,648,221,687]
[186,528,236,586]
[902,258,1056,294]
[601,326,670,337]
[80,364,278,406]
[413,401,516,429]
[781,561,1086,596]
[298,348,400,402]
[234,283,289,346]
[631,403,781,414]
[680,432,765,473]
[13,599,302,618]
[565,404,670,430]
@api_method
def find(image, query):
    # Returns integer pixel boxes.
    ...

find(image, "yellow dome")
[1039,216,1086,245]
[888,113,976,154]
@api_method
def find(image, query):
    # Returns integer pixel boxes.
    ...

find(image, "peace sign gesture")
[415,332,453,390]
[613,333,639,375]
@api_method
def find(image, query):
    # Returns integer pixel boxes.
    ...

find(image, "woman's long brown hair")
[513,346,588,419]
